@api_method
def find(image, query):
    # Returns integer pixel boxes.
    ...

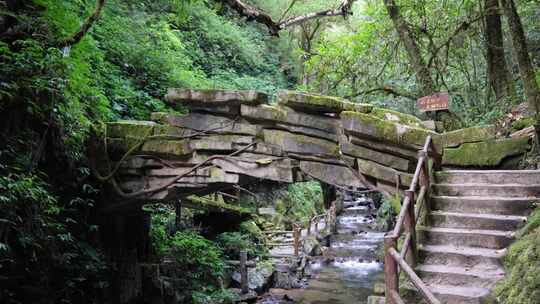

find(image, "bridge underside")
[100,89,532,210]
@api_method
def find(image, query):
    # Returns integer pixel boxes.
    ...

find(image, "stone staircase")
[411,170,540,304]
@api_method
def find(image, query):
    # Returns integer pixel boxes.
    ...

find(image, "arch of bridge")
[103,89,531,207]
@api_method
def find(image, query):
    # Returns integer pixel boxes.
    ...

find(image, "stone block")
[263,129,339,157]
[141,139,192,156]
[211,157,294,183]
[277,90,372,113]
[165,88,268,106]
[340,142,411,171]
[441,125,497,148]
[299,161,366,188]
[442,137,530,167]
[341,111,438,149]
[357,159,413,186]
[107,120,155,138]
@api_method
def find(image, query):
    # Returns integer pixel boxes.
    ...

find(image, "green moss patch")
[370,107,423,127]
[440,125,497,148]
[107,120,155,138]
[186,195,252,214]
[495,208,540,304]
[342,111,438,148]
[442,137,530,167]
[141,139,192,156]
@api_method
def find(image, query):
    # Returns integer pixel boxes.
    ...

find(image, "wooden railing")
[264,200,338,257]
[384,136,441,304]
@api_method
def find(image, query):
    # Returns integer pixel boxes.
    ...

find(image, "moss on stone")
[440,125,497,148]
[511,117,536,131]
[342,111,438,148]
[186,195,252,214]
[442,137,530,167]
[495,208,540,304]
[241,104,287,122]
[149,112,169,124]
[141,139,192,156]
[107,120,155,138]
[370,107,423,127]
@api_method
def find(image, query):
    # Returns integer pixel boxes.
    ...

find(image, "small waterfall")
[260,192,385,303]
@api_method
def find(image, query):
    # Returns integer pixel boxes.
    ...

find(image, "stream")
[259,193,385,304]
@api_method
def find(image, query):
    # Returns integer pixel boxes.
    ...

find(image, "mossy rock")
[240,104,287,122]
[511,117,536,131]
[494,209,540,304]
[342,111,438,149]
[141,139,192,156]
[370,107,423,127]
[107,120,155,138]
[277,90,372,113]
[442,137,531,167]
[441,125,497,148]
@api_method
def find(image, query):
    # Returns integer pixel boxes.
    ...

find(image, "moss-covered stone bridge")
[100,89,532,211]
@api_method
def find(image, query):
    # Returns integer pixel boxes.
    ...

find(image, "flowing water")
[259,194,385,304]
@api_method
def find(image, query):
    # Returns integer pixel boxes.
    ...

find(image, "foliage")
[495,208,540,303]
[168,231,225,295]
[275,181,324,227]
[216,230,266,259]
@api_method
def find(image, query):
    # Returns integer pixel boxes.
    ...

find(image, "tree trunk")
[500,0,540,119]
[383,0,436,96]
[484,0,516,104]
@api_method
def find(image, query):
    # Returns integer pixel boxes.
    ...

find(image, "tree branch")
[347,86,419,100]
[57,0,105,48]
[221,0,357,35]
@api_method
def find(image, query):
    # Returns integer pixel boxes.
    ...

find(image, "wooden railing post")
[385,235,399,304]
[293,224,300,257]
[240,250,248,294]
[403,189,417,267]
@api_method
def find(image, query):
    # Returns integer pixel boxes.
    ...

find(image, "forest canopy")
[0,0,539,303]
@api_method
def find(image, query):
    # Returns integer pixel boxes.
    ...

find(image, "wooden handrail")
[384,135,441,304]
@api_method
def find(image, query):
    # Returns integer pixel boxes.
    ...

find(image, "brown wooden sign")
[417,93,449,112]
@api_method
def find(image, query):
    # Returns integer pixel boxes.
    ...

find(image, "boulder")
[442,137,531,167]
[277,90,373,113]
[303,236,322,256]
[165,89,268,106]
[157,113,258,136]
[232,261,275,293]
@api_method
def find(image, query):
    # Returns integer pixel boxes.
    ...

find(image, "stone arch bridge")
[99,89,531,212]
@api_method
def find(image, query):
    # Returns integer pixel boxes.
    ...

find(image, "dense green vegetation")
[1,0,539,303]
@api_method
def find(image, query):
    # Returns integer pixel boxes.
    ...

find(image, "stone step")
[418,226,514,249]
[431,196,537,215]
[416,264,505,289]
[419,244,505,268]
[428,211,527,230]
[435,170,540,185]
[433,183,540,197]
[427,284,493,304]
